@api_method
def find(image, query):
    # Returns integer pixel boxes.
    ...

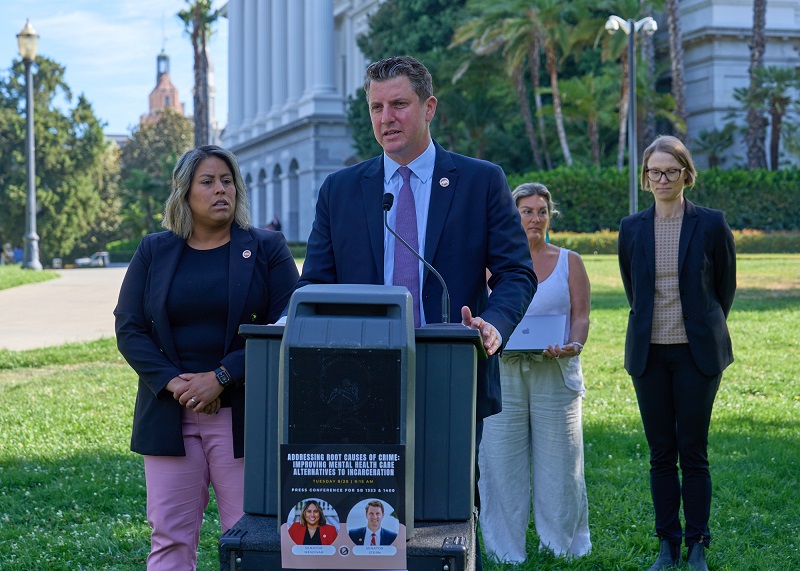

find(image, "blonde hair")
[163,145,252,238]
[641,135,697,191]
[512,182,560,219]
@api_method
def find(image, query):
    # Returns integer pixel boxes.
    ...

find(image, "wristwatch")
[569,341,584,354]
[214,367,233,388]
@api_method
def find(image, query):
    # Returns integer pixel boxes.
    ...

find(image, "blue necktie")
[393,166,420,327]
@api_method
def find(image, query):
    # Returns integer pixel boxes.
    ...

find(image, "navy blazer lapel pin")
[439,177,450,188]
[242,249,252,259]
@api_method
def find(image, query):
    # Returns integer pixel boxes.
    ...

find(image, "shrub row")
[549,229,800,255]
[506,166,800,232]
[107,230,799,264]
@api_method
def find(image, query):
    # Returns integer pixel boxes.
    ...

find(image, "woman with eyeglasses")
[618,136,736,571]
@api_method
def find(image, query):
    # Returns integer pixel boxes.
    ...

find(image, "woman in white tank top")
[479,182,592,562]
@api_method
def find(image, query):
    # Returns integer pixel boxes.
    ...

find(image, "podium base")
[219,514,477,571]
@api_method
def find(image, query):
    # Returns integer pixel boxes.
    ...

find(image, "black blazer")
[297,140,537,419]
[114,225,298,457]
[618,199,736,378]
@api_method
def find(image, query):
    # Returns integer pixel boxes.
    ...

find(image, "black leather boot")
[687,543,709,571]
[646,539,681,571]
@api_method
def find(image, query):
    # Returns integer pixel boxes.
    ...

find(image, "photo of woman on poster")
[287,499,339,546]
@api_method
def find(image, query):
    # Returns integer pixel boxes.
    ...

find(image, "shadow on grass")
[732,290,800,311]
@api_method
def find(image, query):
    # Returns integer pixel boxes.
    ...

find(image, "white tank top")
[525,247,571,345]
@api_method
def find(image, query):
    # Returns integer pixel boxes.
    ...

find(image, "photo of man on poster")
[348,499,398,546]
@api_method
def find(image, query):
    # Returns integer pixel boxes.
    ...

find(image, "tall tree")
[746,0,768,168]
[664,0,687,140]
[693,123,736,168]
[0,56,114,260]
[559,71,618,166]
[451,0,544,168]
[640,0,657,147]
[455,0,574,166]
[120,109,193,236]
[735,66,799,171]
[178,0,218,148]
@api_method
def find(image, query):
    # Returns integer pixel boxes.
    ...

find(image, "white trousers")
[478,356,591,563]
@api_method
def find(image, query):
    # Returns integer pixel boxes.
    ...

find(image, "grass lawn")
[0,254,798,570]
[0,264,59,291]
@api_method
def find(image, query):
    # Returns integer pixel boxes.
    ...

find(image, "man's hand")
[461,306,500,356]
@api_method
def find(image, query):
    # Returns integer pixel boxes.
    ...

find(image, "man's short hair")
[364,55,433,102]
[365,500,384,514]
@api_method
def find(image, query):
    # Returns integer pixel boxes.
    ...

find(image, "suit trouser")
[143,407,245,571]
[632,344,721,548]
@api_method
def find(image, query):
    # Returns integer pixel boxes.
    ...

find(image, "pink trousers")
[143,407,244,571]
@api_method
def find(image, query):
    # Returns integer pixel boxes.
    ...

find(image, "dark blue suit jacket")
[618,199,736,377]
[348,526,397,546]
[115,225,298,457]
[297,141,537,419]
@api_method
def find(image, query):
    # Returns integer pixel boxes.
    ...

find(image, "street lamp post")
[605,15,657,216]
[17,20,42,270]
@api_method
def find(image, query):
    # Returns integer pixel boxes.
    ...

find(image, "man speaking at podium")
[297,55,536,426]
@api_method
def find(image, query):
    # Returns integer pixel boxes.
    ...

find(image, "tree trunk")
[514,67,543,169]
[617,48,630,172]
[528,39,552,169]
[545,43,572,166]
[588,119,600,167]
[665,0,687,140]
[770,107,782,171]
[191,4,210,147]
[747,0,768,169]
[641,1,657,148]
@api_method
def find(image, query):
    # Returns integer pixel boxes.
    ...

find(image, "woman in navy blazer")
[618,136,736,571]
[115,145,298,570]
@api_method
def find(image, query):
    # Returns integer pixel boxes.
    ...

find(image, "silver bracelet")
[569,341,584,353]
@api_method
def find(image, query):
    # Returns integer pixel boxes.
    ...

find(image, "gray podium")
[220,285,483,571]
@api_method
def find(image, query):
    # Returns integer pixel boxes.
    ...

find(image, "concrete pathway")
[0,267,127,351]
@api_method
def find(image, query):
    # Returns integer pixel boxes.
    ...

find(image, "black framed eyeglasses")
[645,167,686,182]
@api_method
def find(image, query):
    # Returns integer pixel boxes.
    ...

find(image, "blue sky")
[0,0,228,135]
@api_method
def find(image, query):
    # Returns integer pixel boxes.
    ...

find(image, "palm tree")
[559,71,618,166]
[746,0,768,168]
[639,0,657,148]
[178,0,218,148]
[452,0,544,168]
[736,66,800,170]
[664,0,687,140]
[693,123,737,168]
[454,0,574,166]
[527,36,552,169]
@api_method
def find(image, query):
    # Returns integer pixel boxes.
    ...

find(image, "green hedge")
[106,239,141,264]
[548,230,800,255]
[507,166,800,232]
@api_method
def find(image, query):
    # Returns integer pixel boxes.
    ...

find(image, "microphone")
[383,192,451,324]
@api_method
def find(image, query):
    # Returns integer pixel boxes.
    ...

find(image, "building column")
[284,0,304,120]
[255,0,272,130]
[242,0,258,135]
[269,0,288,127]
[299,0,340,116]
[225,0,245,145]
